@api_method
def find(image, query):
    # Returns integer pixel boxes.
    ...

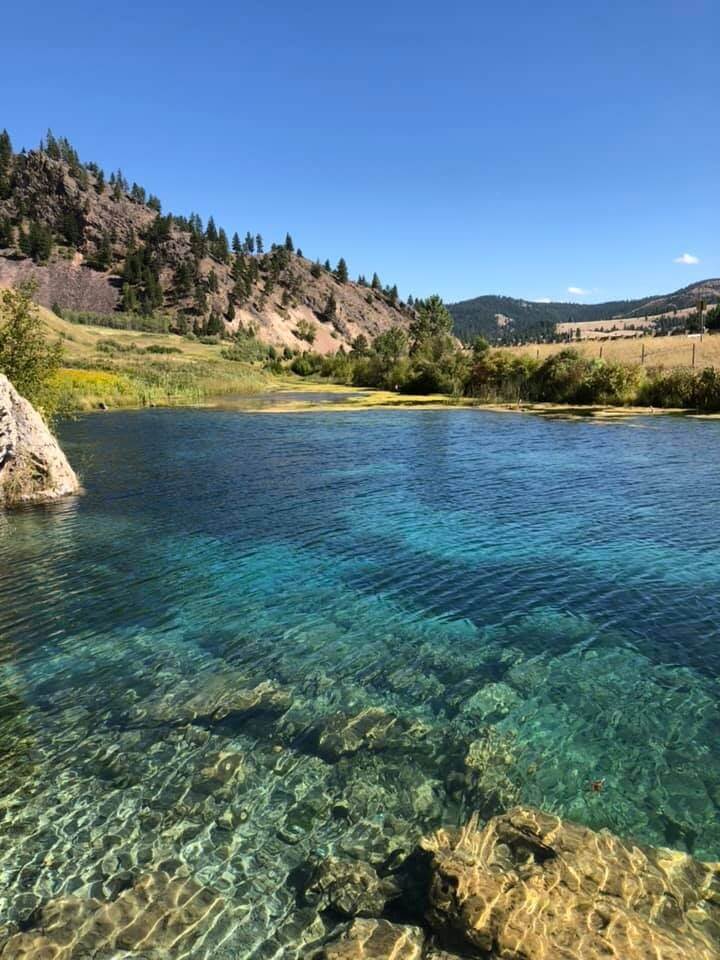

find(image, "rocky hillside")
[0,131,411,353]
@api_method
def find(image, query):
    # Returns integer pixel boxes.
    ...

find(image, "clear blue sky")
[3,0,718,303]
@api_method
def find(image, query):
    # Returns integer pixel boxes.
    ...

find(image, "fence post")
[692,342,696,368]
[641,343,645,365]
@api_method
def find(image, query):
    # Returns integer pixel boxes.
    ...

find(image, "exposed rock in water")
[323,919,425,960]
[0,374,79,507]
[421,806,720,960]
[304,857,401,918]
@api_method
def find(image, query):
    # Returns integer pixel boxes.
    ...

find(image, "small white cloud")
[674,252,700,265]
[568,286,589,296]
[532,297,551,303]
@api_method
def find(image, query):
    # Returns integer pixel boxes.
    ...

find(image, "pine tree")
[206,310,224,336]
[371,273,381,290]
[216,228,230,260]
[255,234,264,254]
[0,129,12,200]
[244,232,255,254]
[121,283,139,313]
[207,268,219,293]
[335,258,348,283]
[296,248,303,258]
[324,259,331,271]
[94,168,105,194]
[206,217,218,242]
[285,233,294,252]
[310,260,322,278]
[388,284,398,305]
[232,232,242,253]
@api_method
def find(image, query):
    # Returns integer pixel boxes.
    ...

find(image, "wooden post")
[692,342,696,368]
[599,344,603,358]
[641,343,645,365]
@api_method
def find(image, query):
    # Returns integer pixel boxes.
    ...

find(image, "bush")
[144,344,182,355]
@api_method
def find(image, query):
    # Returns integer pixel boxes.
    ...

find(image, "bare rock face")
[323,919,425,960]
[421,806,720,960]
[0,374,79,507]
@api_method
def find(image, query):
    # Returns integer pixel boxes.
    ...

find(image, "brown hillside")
[0,142,410,354]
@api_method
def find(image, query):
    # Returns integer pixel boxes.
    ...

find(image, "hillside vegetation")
[449,280,720,344]
[0,129,413,354]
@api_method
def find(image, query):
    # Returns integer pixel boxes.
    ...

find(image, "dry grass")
[501,333,720,370]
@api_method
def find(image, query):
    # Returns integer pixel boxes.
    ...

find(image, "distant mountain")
[449,280,720,343]
[0,130,410,353]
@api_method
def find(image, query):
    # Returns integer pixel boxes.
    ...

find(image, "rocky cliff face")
[0,374,79,506]
[0,145,411,354]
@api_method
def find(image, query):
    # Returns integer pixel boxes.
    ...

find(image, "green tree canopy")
[0,286,62,406]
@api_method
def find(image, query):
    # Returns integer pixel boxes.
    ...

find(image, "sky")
[2,0,718,303]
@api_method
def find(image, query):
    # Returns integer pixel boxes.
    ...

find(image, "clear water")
[2,406,720,956]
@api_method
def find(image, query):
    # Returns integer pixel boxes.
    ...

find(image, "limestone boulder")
[0,374,79,506]
[421,806,720,960]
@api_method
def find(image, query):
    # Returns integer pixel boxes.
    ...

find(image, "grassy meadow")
[41,307,271,410]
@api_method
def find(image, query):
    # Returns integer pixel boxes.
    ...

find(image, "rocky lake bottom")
[1,406,719,957]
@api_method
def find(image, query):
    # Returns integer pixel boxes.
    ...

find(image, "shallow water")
[1,406,720,956]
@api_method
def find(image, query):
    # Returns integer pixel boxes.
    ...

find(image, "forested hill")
[449,281,720,343]
[0,129,412,353]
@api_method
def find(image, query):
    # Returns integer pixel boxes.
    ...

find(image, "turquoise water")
[1,406,720,956]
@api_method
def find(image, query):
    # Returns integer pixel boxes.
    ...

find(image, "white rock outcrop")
[0,374,79,506]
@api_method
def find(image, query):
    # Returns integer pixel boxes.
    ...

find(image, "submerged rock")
[142,674,292,726]
[421,806,720,959]
[0,373,79,507]
[323,918,425,960]
[305,857,400,918]
[0,870,225,959]
[314,708,428,761]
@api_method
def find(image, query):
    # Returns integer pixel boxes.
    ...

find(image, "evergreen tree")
[216,228,230,260]
[255,234,264,254]
[407,294,414,307]
[310,260,322,279]
[284,233,294,252]
[206,217,218,242]
[147,195,161,212]
[232,231,242,254]
[388,284,398,305]
[206,310,224,336]
[322,292,338,324]
[0,129,13,200]
[324,259,331,271]
[296,248,303,258]
[371,272,381,290]
[121,283,139,313]
[226,300,236,322]
[94,168,105,194]
[335,257,349,283]
[207,268,219,293]
[0,217,12,248]
[244,232,255,253]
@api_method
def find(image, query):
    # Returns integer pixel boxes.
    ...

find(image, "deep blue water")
[1,406,719,956]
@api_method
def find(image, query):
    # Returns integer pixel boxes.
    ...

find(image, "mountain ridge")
[449,280,720,343]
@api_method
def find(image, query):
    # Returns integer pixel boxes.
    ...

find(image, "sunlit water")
[1,405,719,956]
